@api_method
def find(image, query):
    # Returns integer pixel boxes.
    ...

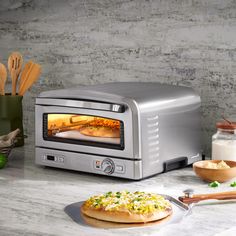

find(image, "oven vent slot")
[147,115,160,162]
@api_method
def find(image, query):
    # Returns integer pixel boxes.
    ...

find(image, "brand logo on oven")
[112,104,121,112]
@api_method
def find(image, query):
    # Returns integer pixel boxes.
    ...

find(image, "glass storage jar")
[212,120,236,161]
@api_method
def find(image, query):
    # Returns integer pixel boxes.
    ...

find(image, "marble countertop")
[0,141,236,236]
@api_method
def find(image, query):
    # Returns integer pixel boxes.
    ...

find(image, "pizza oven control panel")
[43,154,65,163]
[94,158,125,175]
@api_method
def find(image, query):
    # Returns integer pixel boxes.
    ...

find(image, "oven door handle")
[36,98,125,113]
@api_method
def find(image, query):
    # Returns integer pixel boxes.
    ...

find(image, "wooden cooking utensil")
[0,63,7,95]
[18,60,34,90]
[179,189,236,204]
[8,52,23,95]
[18,63,41,96]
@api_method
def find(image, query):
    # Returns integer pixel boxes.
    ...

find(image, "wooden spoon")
[18,60,34,91]
[8,52,23,95]
[18,63,41,96]
[0,63,7,95]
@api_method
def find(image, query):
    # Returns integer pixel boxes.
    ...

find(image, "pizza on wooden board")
[81,191,172,223]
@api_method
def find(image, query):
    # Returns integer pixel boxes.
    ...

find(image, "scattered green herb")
[116,192,121,198]
[209,181,220,188]
[105,191,112,197]
[230,181,236,187]
[95,199,102,204]
[136,198,142,201]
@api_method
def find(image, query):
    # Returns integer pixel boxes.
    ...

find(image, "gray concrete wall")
[0,0,236,155]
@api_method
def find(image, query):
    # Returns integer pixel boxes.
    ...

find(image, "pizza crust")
[81,203,172,223]
[81,211,172,228]
[79,126,120,138]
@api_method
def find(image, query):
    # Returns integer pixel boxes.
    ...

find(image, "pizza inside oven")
[47,115,121,139]
[79,117,121,138]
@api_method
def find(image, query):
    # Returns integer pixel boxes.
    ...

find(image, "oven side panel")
[157,103,202,170]
[140,97,202,178]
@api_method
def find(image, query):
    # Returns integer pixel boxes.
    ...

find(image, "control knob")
[102,159,115,174]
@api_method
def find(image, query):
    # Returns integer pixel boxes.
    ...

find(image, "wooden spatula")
[0,63,7,95]
[8,52,23,95]
[18,63,41,96]
[18,60,34,91]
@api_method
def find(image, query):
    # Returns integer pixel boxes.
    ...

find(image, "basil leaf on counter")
[209,181,220,188]
[230,181,236,187]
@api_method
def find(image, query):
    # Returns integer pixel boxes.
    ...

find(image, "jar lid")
[216,121,236,130]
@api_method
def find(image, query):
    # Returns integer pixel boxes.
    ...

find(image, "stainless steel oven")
[35,82,202,179]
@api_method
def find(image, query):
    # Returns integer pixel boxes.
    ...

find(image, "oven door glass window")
[44,114,124,150]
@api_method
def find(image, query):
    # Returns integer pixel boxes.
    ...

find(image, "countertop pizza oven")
[35,82,202,179]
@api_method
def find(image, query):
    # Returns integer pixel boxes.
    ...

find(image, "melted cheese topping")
[84,191,171,214]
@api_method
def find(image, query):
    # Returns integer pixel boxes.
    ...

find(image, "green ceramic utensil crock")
[0,94,24,146]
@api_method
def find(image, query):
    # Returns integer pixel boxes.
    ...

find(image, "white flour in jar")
[212,139,236,161]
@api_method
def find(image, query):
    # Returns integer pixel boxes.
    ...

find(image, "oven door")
[35,99,137,159]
